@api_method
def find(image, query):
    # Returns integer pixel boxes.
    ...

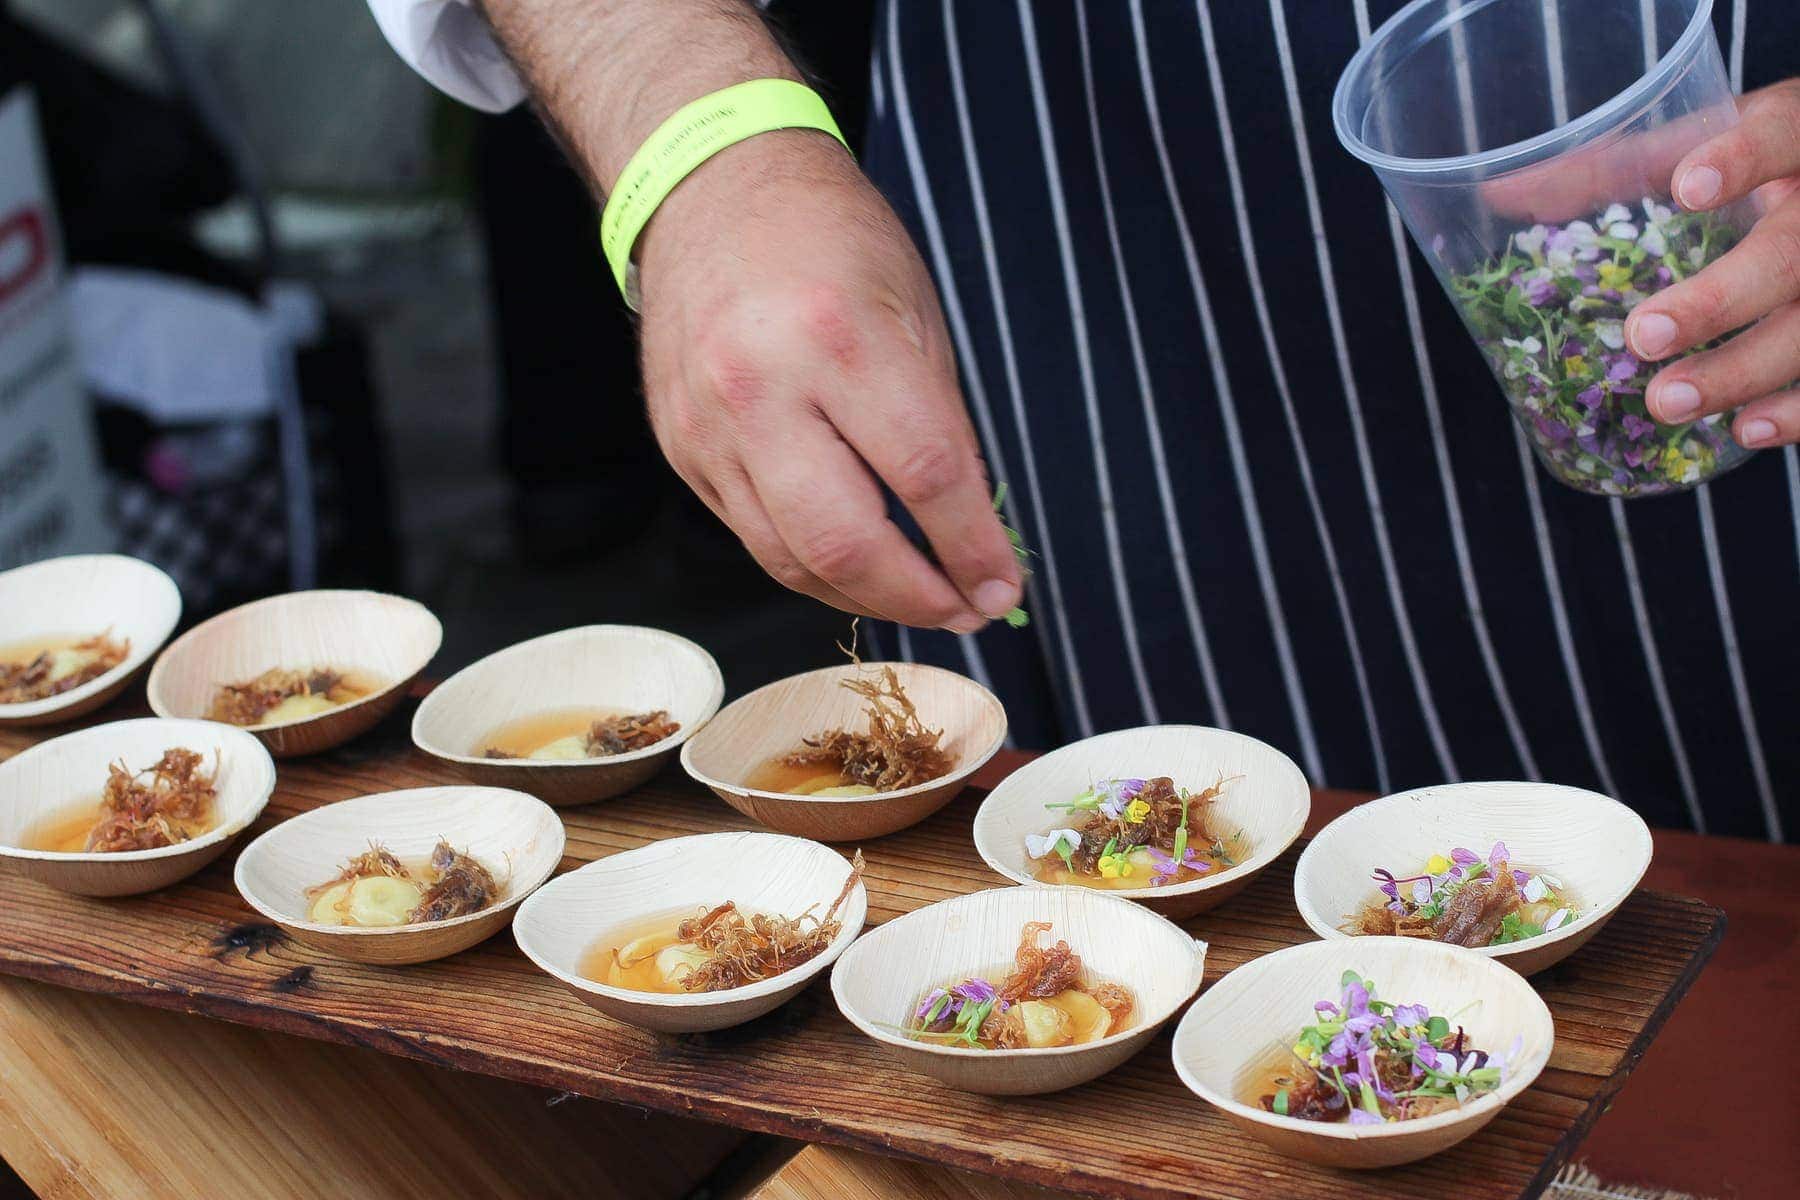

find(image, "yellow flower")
[1098,853,1133,879]
[1124,798,1151,824]
[1562,355,1587,376]
[1425,854,1452,876]
[1598,261,1634,290]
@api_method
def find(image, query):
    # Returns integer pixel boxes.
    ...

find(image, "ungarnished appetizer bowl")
[0,554,181,727]
[233,785,563,965]
[972,725,1310,919]
[0,717,274,896]
[1294,781,1653,976]
[512,831,867,1033]
[147,589,441,758]
[831,885,1206,1096]
[1171,937,1553,1169]
[411,625,723,808]
[680,662,1006,842]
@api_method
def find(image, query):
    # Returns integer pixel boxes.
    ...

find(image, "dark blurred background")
[0,0,876,691]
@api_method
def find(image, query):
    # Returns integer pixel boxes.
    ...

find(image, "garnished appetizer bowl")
[972,724,1310,919]
[1293,781,1652,976]
[0,717,274,896]
[680,662,1006,842]
[411,625,723,807]
[512,831,867,1033]
[1170,937,1554,1169]
[233,785,563,965]
[0,554,181,727]
[147,590,442,758]
[831,885,1206,1095]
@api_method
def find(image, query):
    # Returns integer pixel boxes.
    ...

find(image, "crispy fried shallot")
[665,850,864,993]
[783,666,952,792]
[84,746,217,853]
[0,633,129,704]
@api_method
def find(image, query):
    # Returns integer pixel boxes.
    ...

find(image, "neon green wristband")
[600,78,849,309]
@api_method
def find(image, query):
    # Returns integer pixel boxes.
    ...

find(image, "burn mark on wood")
[271,966,315,993]
[211,923,284,957]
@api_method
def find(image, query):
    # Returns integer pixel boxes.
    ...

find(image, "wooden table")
[0,695,1731,1200]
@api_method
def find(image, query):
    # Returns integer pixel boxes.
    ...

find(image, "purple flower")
[1148,845,1212,884]
[1345,1012,1384,1037]
[1576,385,1606,412]
[1413,1042,1442,1072]
[1533,414,1573,445]
[1622,413,1656,440]
[915,988,949,1021]
[1524,274,1560,306]
[1348,1109,1383,1126]
[1512,869,1531,887]
[1624,444,1647,468]
[951,978,997,1005]
[1314,1000,1340,1016]
[1654,266,1674,287]
[1488,841,1511,866]
[1572,263,1599,284]
[1606,353,1640,383]
[1393,1003,1429,1028]
[1449,847,1481,868]
[1577,433,1602,456]
[1097,778,1148,818]
[1560,340,1587,359]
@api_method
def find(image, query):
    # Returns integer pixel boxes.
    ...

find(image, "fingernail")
[1631,312,1678,358]
[1738,417,1778,447]
[1677,164,1723,209]
[1655,380,1701,422]
[973,578,1020,620]
[944,612,985,635]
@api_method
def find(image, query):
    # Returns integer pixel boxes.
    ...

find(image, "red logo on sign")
[0,207,49,308]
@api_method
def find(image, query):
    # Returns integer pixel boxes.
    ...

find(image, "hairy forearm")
[476,0,802,193]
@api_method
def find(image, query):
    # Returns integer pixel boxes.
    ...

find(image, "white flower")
[1502,335,1543,355]
[1689,245,1707,267]
[1411,879,1433,906]
[1642,197,1674,226]
[1545,908,1572,932]
[1514,224,1550,256]
[1547,246,1574,271]
[1608,220,1639,241]
[1575,423,1596,438]
[1025,828,1082,860]
[1595,319,1626,349]
[1522,875,1548,903]
[1602,203,1632,226]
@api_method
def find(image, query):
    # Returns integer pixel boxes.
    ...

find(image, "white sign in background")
[0,87,109,570]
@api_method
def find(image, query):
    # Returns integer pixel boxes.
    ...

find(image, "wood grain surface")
[0,694,1723,1200]
[0,976,743,1200]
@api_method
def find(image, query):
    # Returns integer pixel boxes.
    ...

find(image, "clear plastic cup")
[1334,0,1760,497]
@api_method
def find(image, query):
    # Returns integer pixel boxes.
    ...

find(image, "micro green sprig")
[992,484,1032,628]
[1450,200,1745,495]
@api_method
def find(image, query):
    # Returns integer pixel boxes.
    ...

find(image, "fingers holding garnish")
[1669,81,1800,212]
[1644,301,1800,425]
[1732,388,1800,449]
[1624,193,1800,362]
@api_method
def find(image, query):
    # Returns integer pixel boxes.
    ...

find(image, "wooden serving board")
[0,698,1722,1200]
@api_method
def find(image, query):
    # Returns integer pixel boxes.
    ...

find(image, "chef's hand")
[636,131,1021,630]
[1631,80,1800,447]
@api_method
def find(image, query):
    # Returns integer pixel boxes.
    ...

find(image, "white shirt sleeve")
[367,0,527,113]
